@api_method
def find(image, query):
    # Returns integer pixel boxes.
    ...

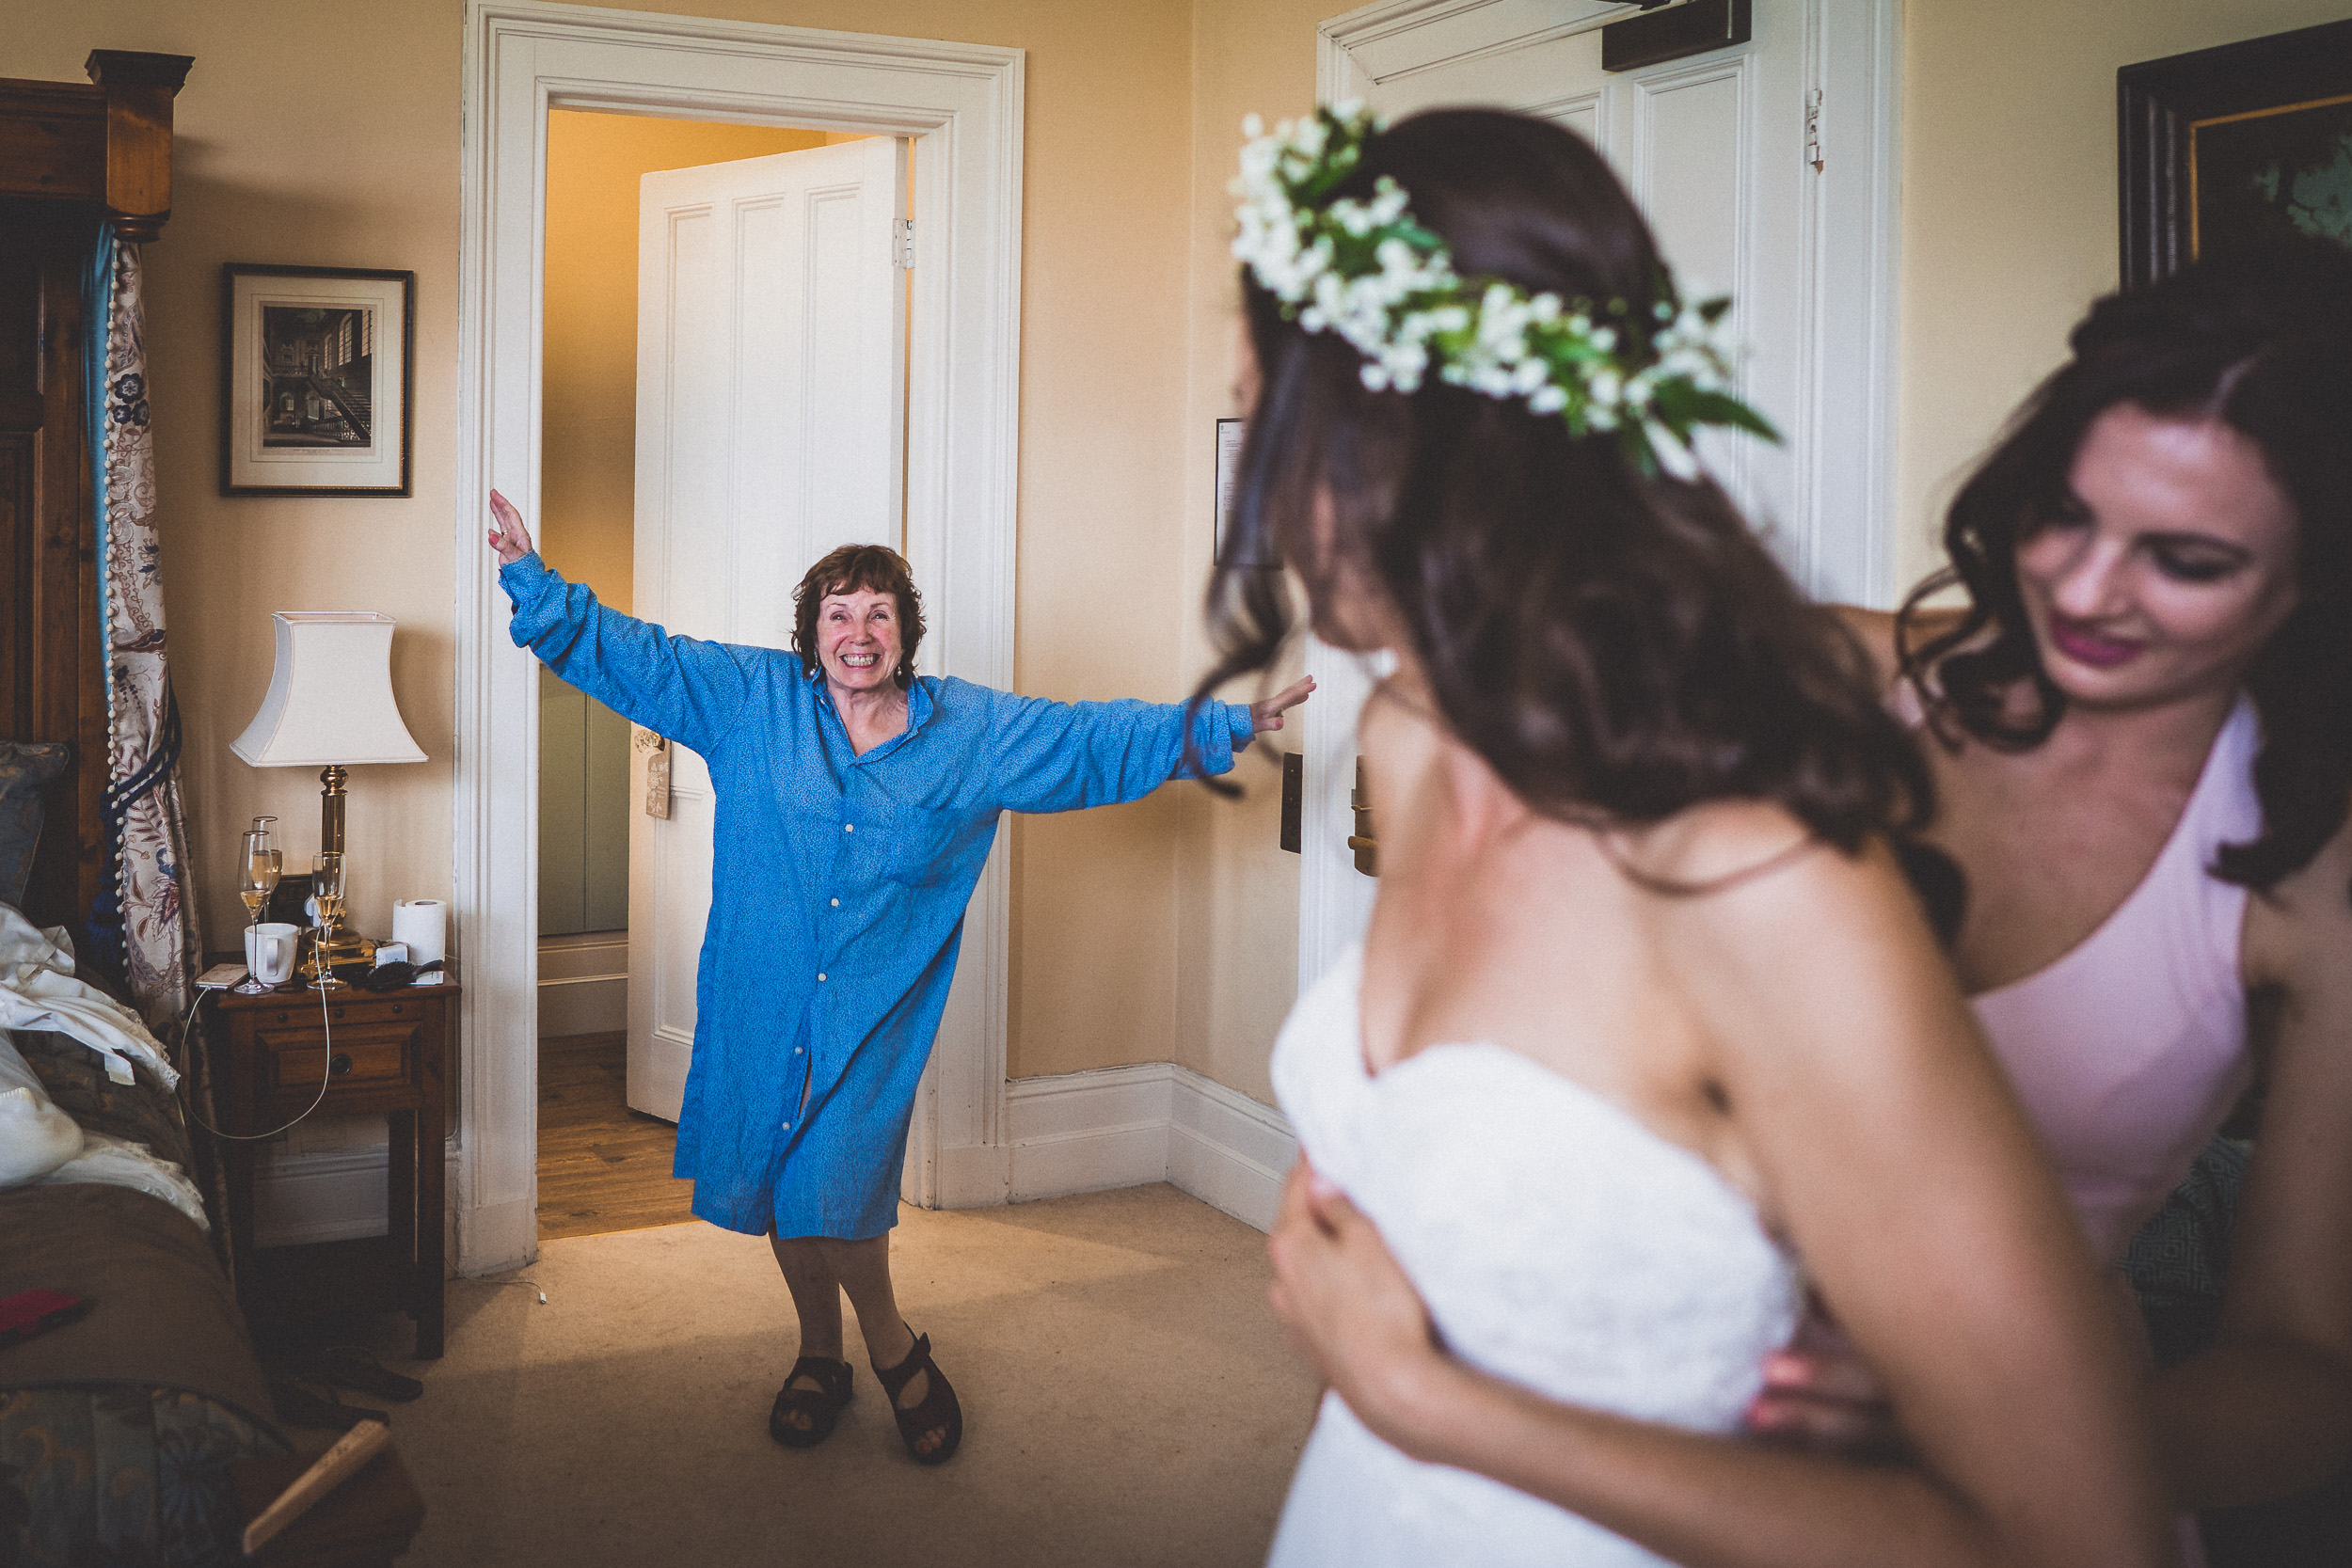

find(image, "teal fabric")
[0,1386,287,1568]
[0,745,69,911]
[501,552,1251,1238]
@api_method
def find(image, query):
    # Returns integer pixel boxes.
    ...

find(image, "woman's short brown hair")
[790,543,927,689]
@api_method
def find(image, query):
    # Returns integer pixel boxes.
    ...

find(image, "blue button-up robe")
[501,555,1251,1238]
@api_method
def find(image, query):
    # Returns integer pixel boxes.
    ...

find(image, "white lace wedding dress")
[1267,944,1804,1568]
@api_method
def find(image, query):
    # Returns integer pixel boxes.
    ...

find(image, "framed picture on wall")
[220,263,414,497]
[1214,416,1279,568]
[2120,18,2352,289]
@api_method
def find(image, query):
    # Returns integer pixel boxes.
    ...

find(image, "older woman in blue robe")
[488,491,1309,1465]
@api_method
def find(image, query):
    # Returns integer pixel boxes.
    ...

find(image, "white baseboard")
[255,1063,1289,1252]
[252,1143,460,1248]
[538,973,627,1037]
[539,933,628,1037]
[1007,1064,1296,1232]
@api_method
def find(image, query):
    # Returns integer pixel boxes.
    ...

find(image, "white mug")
[246,922,299,987]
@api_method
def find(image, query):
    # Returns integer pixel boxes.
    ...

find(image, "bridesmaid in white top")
[1201,104,2173,1567]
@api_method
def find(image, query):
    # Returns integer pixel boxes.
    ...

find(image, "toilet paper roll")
[390,899,447,969]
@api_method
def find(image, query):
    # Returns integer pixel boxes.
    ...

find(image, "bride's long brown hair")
[1190,108,1943,903]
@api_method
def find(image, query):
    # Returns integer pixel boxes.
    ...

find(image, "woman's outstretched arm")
[487,489,755,756]
[1271,834,2176,1568]
[981,676,1311,815]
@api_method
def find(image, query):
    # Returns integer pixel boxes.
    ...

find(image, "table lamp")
[231,611,426,972]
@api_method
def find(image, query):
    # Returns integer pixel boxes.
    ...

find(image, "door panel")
[628,137,909,1120]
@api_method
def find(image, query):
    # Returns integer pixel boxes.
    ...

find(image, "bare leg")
[770,1235,848,1354]
[771,1232,948,1455]
[769,1234,848,1435]
[815,1234,916,1370]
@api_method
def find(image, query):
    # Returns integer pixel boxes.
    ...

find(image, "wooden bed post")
[0,50,189,936]
[84,51,194,244]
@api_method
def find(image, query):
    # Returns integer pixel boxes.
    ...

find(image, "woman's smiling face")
[2014,403,2301,711]
[815,587,903,696]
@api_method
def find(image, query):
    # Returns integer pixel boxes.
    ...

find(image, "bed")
[0,49,312,1568]
[2,1024,292,1568]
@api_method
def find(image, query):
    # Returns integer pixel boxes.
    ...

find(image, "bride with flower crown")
[1198,105,2178,1568]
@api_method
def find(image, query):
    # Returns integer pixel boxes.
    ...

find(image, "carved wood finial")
[84,51,194,243]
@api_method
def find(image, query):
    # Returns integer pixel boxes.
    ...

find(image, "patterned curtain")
[86,225,201,1027]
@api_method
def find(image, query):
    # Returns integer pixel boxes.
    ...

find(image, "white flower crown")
[1231,103,1775,481]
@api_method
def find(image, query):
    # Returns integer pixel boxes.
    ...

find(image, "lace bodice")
[1267,944,1803,1568]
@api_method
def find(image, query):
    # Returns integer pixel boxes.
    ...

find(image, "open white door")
[1299,1,1899,990]
[628,136,909,1120]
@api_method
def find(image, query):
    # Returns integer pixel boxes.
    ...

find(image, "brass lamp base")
[299,927,376,983]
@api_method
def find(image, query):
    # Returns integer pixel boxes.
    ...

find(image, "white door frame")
[1298,0,1903,994]
[454,0,1025,1275]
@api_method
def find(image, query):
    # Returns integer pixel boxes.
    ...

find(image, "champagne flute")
[310,850,348,991]
[234,817,283,993]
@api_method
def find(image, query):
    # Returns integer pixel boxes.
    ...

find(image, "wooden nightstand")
[208,982,457,1358]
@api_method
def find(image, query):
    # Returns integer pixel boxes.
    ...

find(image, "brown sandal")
[871,1327,962,1465]
[769,1355,853,1449]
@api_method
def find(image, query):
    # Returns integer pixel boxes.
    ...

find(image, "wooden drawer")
[252,1020,420,1095]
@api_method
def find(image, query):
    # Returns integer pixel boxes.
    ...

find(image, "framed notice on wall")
[1214,417,1279,568]
[2120,18,2352,288]
[220,263,414,497]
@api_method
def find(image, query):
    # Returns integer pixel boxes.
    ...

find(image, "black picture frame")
[2120,18,2352,290]
[220,263,415,497]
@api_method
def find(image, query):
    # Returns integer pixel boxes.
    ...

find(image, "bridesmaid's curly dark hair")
[1191,109,1942,899]
[1897,236,2352,895]
[791,543,926,689]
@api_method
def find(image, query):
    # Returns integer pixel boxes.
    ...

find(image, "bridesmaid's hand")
[487,488,535,565]
[1743,1302,1907,1458]
[1268,1160,1449,1451]
[1249,675,1316,736]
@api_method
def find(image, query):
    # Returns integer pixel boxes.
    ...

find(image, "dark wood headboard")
[0,51,190,933]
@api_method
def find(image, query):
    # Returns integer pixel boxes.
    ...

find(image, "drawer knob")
[330,1053,354,1077]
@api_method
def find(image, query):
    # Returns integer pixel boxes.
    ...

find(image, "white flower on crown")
[1230,103,1775,477]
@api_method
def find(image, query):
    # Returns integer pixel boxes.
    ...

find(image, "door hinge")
[894,217,915,269]
[1804,88,1825,173]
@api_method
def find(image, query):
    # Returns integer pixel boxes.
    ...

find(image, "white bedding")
[0,902,179,1088]
[0,906,209,1230]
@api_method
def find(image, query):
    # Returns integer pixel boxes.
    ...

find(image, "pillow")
[0,1034,84,1184]
[0,742,70,910]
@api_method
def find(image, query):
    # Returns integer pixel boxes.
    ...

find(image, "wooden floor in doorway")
[537,1031,699,1240]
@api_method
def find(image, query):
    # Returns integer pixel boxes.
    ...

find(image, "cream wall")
[11,2,466,964]
[8,0,1216,1093]
[540,112,837,611]
[1895,0,2352,599]
[24,0,2334,1130]
[1171,0,1332,1106]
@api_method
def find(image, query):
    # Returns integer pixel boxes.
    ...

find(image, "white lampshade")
[230,612,427,767]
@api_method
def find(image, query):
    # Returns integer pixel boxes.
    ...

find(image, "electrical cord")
[179,944,339,1142]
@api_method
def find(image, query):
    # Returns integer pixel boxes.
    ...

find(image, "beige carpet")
[346,1183,1321,1567]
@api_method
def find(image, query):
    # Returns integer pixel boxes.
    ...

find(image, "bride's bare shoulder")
[1614,800,1926,959]
[1607,798,1823,895]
